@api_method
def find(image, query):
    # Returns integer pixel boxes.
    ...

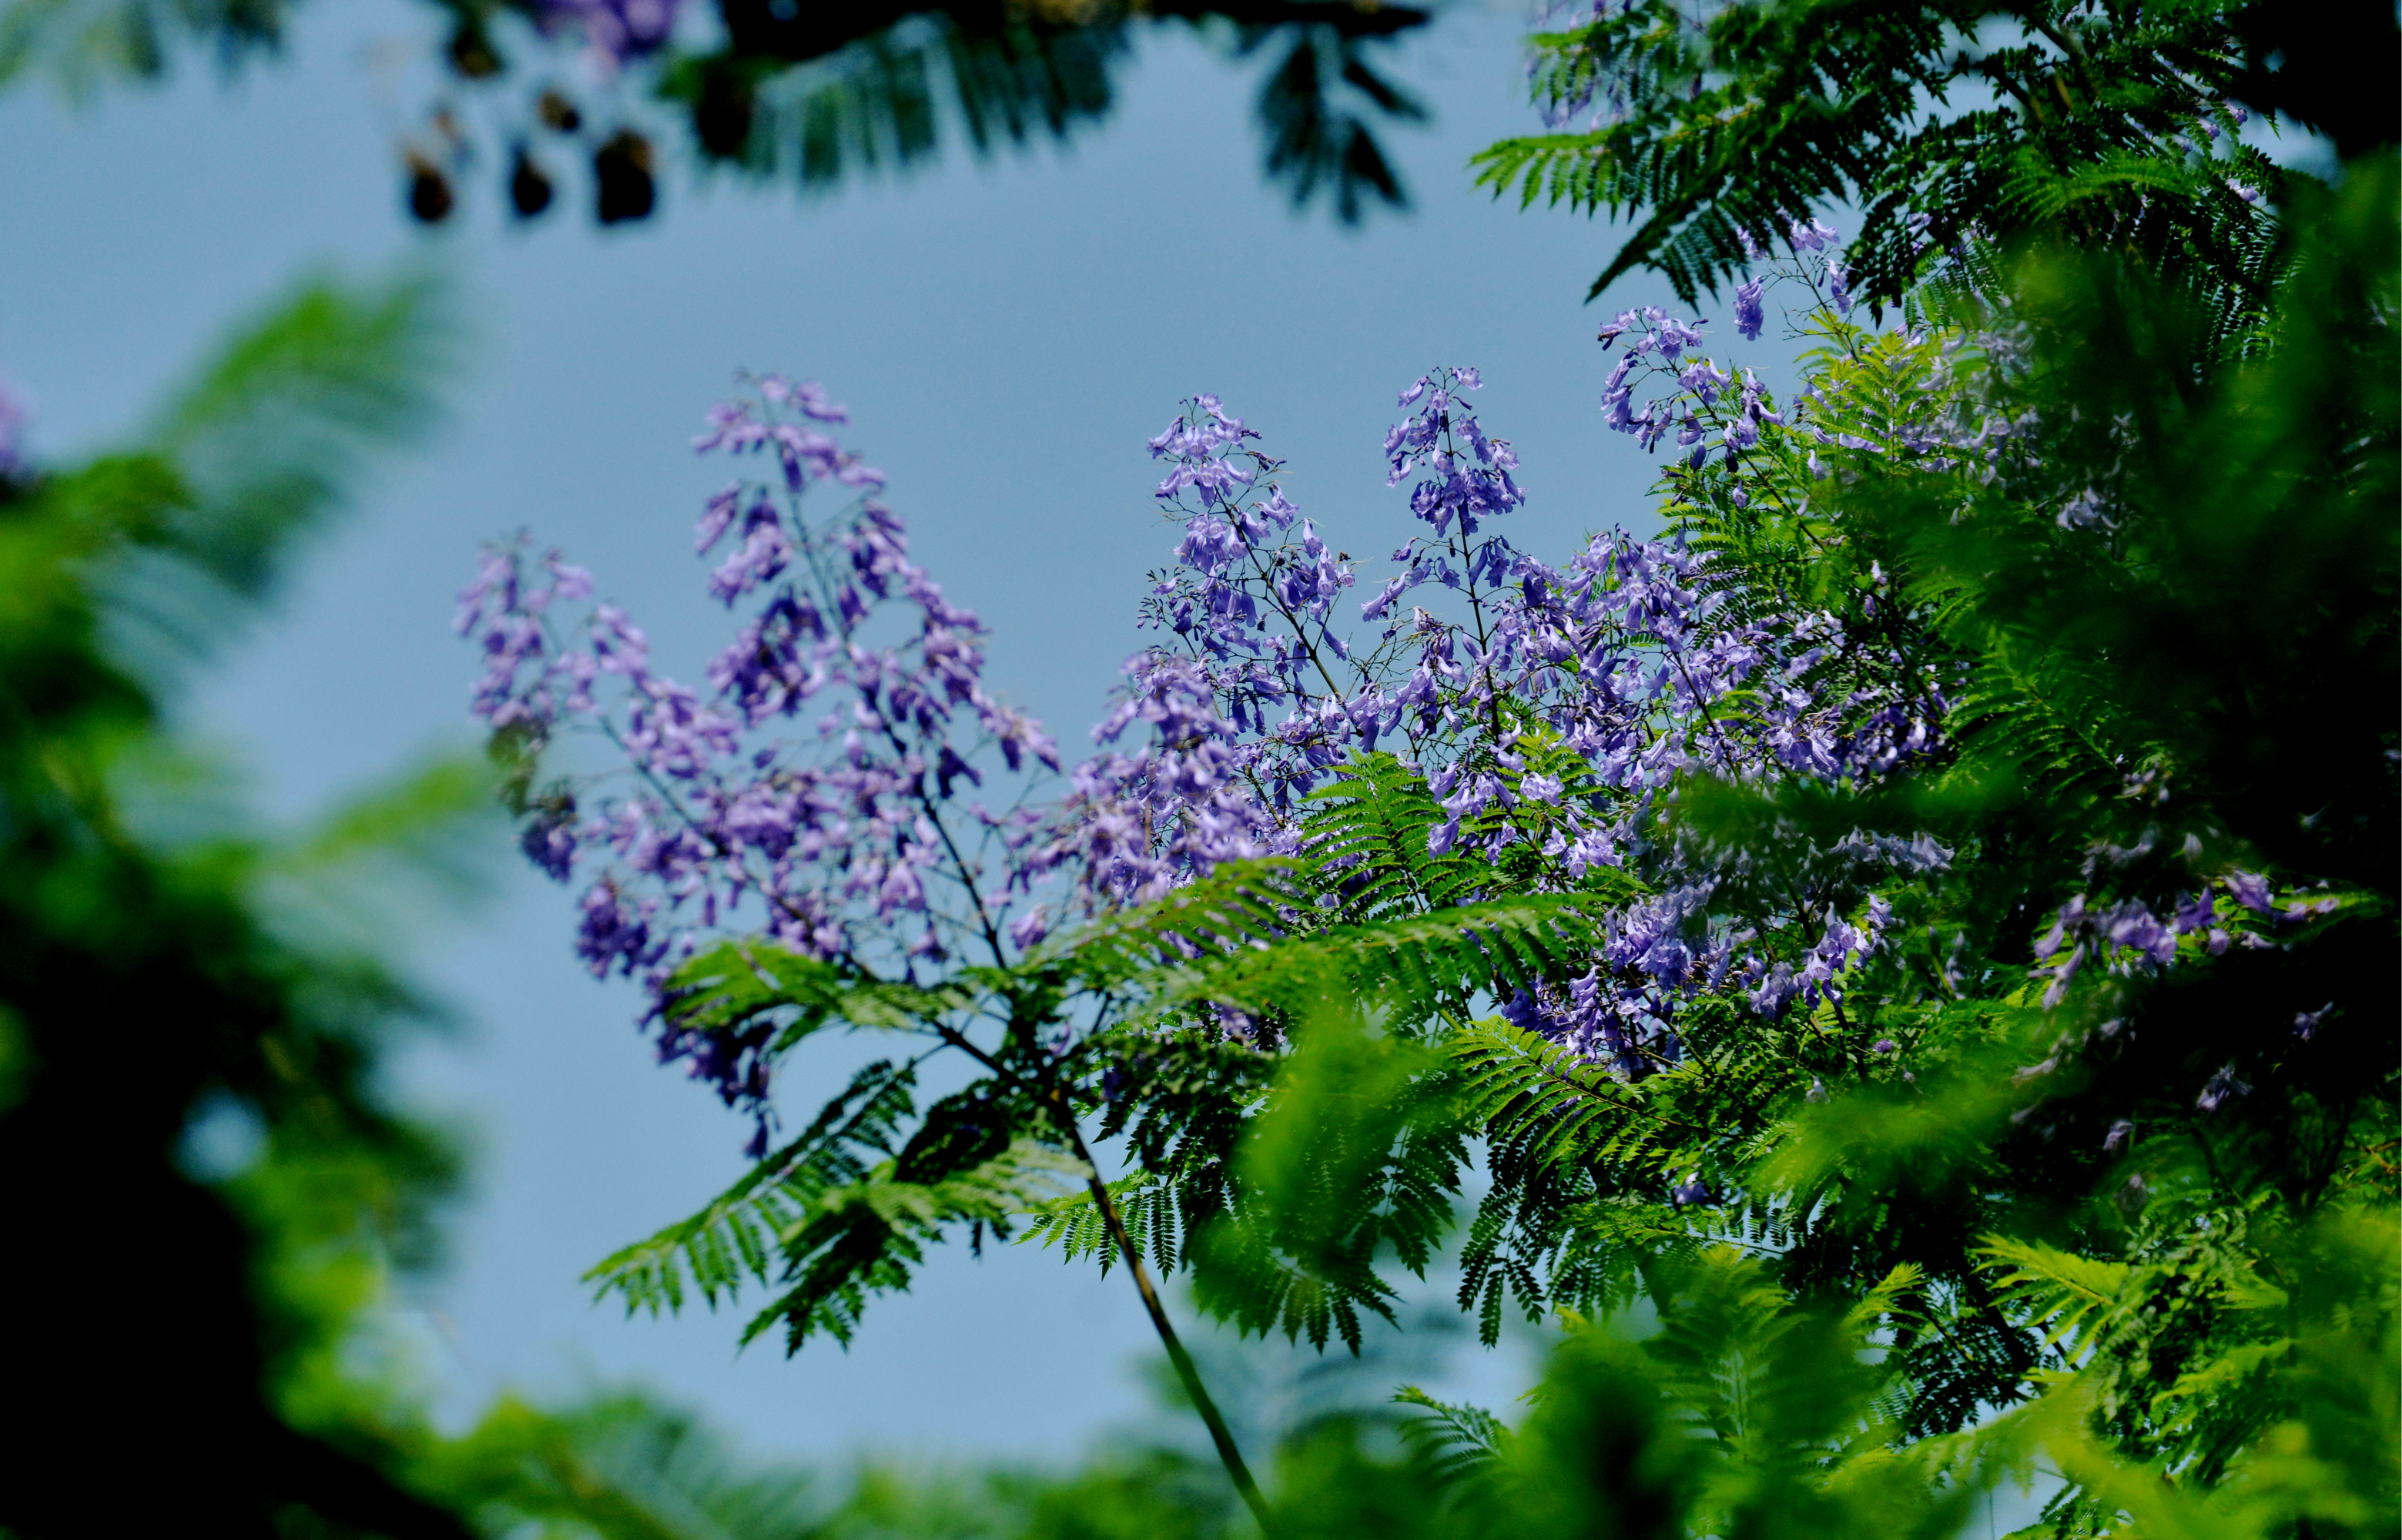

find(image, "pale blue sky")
[0,0,1732,1465]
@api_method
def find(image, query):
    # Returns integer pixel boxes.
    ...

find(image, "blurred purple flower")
[541,0,679,65]
[0,372,28,478]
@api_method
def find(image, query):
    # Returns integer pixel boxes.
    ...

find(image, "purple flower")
[521,808,579,882]
[696,485,742,552]
[1732,276,1766,341]
[2223,870,2273,913]
[2196,1063,2250,1113]
[760,374,849,423]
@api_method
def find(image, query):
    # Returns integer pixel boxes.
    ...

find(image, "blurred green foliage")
[0,270,487,1538]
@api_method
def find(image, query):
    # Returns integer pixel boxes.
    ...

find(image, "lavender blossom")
[2196,1063,2250,1113]
[1732,277,1767,341]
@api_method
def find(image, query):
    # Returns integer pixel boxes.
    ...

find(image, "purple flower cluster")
[1394,528,1945,858]
[477,347,1974,1113]
[459,375,1060,1123]
[1595,306,1787,477]
[1047,652,1290,911]
[1504,882,1902,1075]
[1729,218,1857,330]
[2031,871,2345,1008]
[1083,367,1954,1063]
[1384,367,1525,540]
[1137,394,1355,757]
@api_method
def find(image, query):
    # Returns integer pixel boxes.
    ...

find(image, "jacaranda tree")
[459,166,2395,1540]
[457,6,2396,1535]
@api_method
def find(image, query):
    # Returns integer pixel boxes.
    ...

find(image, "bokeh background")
[0,0,1706,1464]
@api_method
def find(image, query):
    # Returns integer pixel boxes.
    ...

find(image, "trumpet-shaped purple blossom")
[1732,278,1767,341]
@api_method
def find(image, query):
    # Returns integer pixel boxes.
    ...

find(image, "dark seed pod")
[405,152,454,223]
[536,88,582,135]
[594,129,656,224]
[508,146,555,219]
[445,20,503,79]
[693,59,756,161]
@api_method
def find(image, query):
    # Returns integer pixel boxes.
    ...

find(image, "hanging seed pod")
[536,88,582,135]
[508,145,555,219]
[692,59,756,161]
[405,152,454,223]
[594,130,656,224]
[445,20,503,79]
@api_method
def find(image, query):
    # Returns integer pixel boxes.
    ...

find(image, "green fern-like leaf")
[585,1059,920,1319]
[1392,1385,1513,1486]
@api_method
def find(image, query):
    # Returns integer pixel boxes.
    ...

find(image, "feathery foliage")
[1474,0,2395,315]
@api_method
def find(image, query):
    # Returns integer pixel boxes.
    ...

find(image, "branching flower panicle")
[458,375,1062,1128]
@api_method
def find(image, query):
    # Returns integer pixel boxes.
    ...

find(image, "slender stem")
[947,1009,1263,1532]
[923,997,1266,1529]
[1239,536,1348,705]
[1449,511,1505,744]
[901,764,1009,966]
[1668,650,1735,766]
[1058,1114,1271,1532]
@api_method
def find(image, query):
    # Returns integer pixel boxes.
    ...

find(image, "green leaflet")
[661,940,973,1051]
[739,1134,1092,1352]
[1391,1385,1513,1487]
[586,1059,923,1319]
[1191,1003,1465,1354]
[1977,1235,2138,1361]
[1020,1170,1172,1276]
[1178,896,1623,1030]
